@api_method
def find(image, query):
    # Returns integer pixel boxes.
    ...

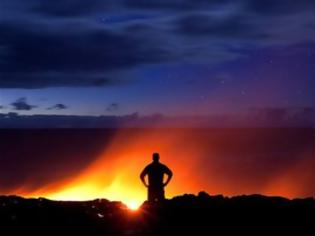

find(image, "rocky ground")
[0,192,313,235]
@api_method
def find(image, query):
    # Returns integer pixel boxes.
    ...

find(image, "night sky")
[0,0,315,116]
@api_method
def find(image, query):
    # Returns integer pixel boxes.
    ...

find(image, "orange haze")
[10,128,315,207]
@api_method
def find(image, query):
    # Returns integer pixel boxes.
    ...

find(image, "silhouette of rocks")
[0,192,313,235]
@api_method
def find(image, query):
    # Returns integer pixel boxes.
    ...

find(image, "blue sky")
[0,0,315,116]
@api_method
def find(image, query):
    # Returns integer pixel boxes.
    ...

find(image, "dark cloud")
[0,72,124,89]
[247,107,315,127]
[249,108,288,124]
[47,104,68,110]
[124,0,227,11]
[11,97,37,111]
[245,0,315,15]
[0,0,314,89]
[106,103,119,112]
[127,0,315,16]
[126,0,315,14]
[31,0,113,17]
[11,0,231,16]
[0,21,170,88]
[293,107,315,124]
[1,0,309,19]
[174,13,269,40]
[21,0,315,17]
[0,107,314,128]
[173,7,314,43]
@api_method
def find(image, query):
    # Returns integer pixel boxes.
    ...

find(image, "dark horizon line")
[1,192,314,203]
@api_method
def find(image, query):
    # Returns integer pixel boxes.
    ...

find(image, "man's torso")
[146,163,167,188]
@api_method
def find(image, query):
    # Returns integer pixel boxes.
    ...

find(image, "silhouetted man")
[140,153,173,202]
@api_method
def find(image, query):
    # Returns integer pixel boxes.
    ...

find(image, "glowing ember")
[125,200,141,210]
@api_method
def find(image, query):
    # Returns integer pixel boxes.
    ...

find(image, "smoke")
[22,128,207,206]
[5,128,315,206]
[263,148,315,198]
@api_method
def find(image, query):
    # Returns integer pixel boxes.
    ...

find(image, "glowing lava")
[18,128,201,205]
[8,128,315,202]
[125,200,141,210]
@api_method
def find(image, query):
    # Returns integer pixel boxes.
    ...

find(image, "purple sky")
[0,0,315,117]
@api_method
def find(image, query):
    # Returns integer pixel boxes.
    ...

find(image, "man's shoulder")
[145,163,154,169]
[146,162,165,169]
[145,162,169,170]
[159,163,170,170]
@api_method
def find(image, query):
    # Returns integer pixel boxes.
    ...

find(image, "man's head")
[152,153,160,162]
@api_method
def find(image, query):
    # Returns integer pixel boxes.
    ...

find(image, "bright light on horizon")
[125,200,142,210]
[24,180,145,210]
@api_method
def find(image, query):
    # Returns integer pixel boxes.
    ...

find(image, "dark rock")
[0,193,313,235]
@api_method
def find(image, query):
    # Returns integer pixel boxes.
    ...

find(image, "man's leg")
[157,187,165,201]
[148,187,155,202]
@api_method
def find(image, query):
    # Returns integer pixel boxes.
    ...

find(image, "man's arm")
[140,167,149,187]
[163,166,173,187]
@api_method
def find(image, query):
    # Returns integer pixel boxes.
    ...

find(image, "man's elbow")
[140,172,145,180]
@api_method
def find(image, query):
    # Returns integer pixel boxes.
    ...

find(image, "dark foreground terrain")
[0,192,313,235]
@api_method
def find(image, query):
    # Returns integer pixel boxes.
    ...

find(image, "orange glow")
[9,128,315,203]
[125,200,141,210]
[18,128,207,205]
[262,149,315,198]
